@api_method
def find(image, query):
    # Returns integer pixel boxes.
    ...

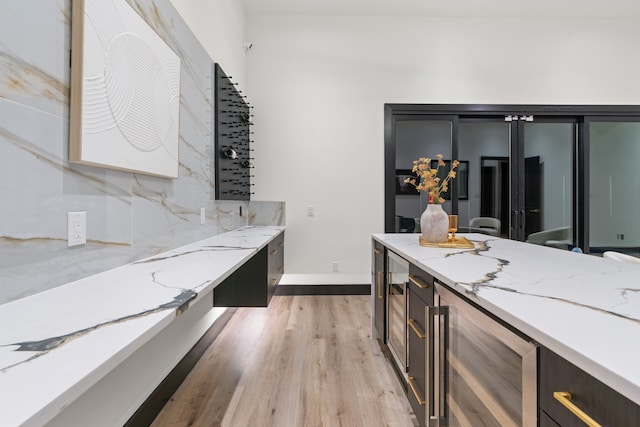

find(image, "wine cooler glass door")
[433,282,537,427]
[387,251,409,374]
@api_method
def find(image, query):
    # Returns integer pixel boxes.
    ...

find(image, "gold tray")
[419,235,475,249]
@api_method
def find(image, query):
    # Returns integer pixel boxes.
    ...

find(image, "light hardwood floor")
[151,295,418,427]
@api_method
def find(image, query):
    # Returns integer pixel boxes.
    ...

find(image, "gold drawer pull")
[270,249,278,256]
[407,319,426,339]
[279,241,284,247]
[407,377,426,406]
[553,392,602,427]
[271,278,277,285]
[278,266,283,273]
[409,275,429,289]
[374,248,382,254]
[377,272,383,299]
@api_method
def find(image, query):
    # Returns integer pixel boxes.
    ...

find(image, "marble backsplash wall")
[0,0,284,304]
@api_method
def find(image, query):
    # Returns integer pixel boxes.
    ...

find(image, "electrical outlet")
[307,205,315,217]
[332,262,339,272]
[68,212,86,247]
[200,207,206,225]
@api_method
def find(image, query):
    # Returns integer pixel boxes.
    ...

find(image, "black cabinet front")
[214,232,284,307]
[406,266,434,427]
[539,346,640,427]
[373,241,385,341]
[214,246,268,307]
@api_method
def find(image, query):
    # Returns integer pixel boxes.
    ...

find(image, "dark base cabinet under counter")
[214,231,284,307]
[372,233,640,427]
[406,266,434,427]
[539,346,640,427]
[372,240,386,341]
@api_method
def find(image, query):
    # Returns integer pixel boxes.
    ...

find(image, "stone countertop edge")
[0,225,285,427]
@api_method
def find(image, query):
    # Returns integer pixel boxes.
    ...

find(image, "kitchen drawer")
[407,356,427,427]
[539,346,640,426]
[407,286,431,427]
[408,264,433,305]
[407,287,427,365]
[267,232,284,304]
[539,409,561,427]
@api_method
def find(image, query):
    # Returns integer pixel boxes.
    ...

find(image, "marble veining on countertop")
[0,226,284,427]
[373,233,640,406]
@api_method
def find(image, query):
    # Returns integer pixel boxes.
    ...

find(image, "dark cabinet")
[373,240,640,427]
[214,232,284,307]
[372,240,385,341]
[267,231,284,303]
[539,410,561,427]
[539,346,640,427]
[406,266,433,427]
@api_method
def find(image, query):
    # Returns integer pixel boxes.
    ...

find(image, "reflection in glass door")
[458,119,576,245]
[522,122,576,247]
[589,121,640,256]
[394,119,453,233]
[386,104,640,251]
[459,122,511,238]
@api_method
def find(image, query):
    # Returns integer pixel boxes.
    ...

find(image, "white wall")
[245,15,640,283]
[169,0,247,89]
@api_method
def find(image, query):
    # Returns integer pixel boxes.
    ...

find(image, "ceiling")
[241,0,640,19]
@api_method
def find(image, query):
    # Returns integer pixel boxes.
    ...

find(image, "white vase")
[420,203,449,243]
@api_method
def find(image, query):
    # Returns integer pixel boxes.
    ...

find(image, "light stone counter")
[373,233,640,406]
[0,226,284,427]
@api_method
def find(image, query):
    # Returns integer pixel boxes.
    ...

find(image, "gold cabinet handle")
[377,272,383,299]
[279,241,284,247]
[271,278,277,285]
[278,266,283,273]
[374,248,382,255]
[270,249,278,256]
[409,275,429,289]
[553,392,602,427]
[407,319,426,339]
[408,377,426,406]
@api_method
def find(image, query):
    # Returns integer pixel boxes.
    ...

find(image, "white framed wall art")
[70,0,181,178]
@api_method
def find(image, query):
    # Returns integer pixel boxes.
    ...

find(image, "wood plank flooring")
[151,295,418,427]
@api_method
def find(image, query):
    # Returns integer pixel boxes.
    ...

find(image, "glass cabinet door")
[522,121,576,247]
[432,282,537,427]
[589,121,640,256]
[394,118,454,233]
[387,251,409,373]
[458,121,511,238]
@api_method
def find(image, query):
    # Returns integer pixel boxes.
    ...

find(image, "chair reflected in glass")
[466,217,500,237]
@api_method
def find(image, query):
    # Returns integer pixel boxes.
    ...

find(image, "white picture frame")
[70,0,181,178]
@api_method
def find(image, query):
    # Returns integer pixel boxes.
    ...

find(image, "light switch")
[307,205,315,217]
[200,207,206,225]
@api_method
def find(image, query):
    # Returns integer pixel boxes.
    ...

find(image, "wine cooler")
[387,250,409,374]
[429,281,538,427]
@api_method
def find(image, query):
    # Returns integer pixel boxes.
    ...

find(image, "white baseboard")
[279,273,370,285]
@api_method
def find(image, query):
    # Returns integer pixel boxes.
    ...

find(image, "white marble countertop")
[0,226,284,427]
[373,233,640,406]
